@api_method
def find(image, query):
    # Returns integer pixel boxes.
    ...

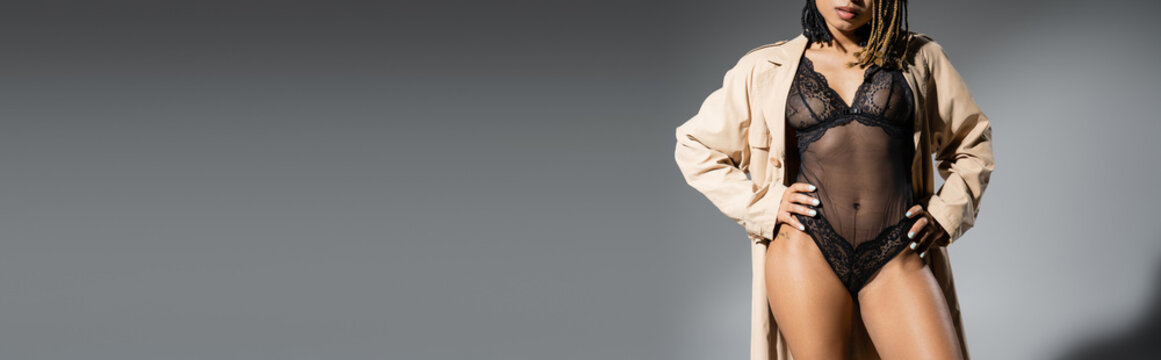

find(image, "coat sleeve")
[921,40,996,245]
[674,54,761,237]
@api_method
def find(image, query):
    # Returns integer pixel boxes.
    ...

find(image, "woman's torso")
[785,52,917,247]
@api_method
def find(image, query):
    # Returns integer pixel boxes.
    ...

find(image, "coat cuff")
[925,194,964,245]
[745,182,788,244]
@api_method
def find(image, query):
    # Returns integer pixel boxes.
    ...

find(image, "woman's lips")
[835,7,858,20]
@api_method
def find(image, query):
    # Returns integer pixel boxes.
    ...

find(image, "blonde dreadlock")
[851,0,910,69]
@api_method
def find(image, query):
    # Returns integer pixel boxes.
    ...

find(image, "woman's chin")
[831,23,866,31]
[826,21,871,34]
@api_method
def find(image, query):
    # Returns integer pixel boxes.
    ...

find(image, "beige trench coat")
[674,31,994,359]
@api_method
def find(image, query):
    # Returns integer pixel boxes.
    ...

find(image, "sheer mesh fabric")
[785,52,918,295]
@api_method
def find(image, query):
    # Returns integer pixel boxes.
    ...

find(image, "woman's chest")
[746,57,927,188]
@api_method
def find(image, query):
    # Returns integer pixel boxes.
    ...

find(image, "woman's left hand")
[903,204,951,259]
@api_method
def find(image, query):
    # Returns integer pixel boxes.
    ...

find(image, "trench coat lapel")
[758,34,806,168]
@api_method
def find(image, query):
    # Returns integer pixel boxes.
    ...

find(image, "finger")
[916,226,937,257]
[792,204,818,217]
[796,193,821,207]
[905,216,929,251]
[906,216,928,243]
[794,182,817,193]
[905,204,924,218]
[779,212,806,232]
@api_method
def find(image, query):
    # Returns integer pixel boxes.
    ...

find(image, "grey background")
[2,0,1159,359]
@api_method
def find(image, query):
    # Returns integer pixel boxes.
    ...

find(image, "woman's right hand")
[777,182,820,232]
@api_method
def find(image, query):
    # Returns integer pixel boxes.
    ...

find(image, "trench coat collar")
[762,32,903,71]
[764,33,809,67]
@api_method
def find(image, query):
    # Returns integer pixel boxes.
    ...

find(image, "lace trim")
[800,56,877,110]
[795,114,912,153]
[793,212,921,297]
[792,56,913,152]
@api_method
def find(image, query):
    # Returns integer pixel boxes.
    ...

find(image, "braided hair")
[801,0,911,69]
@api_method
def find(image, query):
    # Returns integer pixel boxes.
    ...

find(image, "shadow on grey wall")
[1055,245,1161,359]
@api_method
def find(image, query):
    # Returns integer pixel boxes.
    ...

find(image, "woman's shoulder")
[889,30,953,72]
[904,31,951,62]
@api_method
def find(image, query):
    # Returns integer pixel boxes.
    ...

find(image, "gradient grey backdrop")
[2,0,1159,359]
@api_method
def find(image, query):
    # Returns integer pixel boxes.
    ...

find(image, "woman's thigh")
[856,249,963,360]
[765,225,854,360]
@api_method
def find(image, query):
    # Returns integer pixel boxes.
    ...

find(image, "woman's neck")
[824,24,867,54]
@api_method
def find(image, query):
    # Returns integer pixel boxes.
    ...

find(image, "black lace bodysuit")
[787,53,921,298]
